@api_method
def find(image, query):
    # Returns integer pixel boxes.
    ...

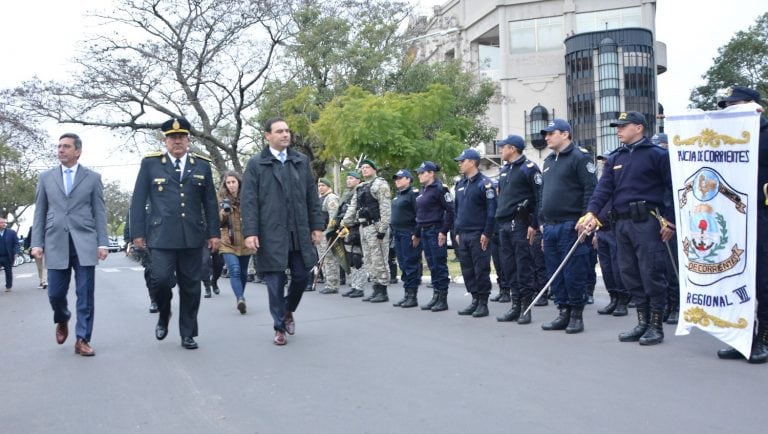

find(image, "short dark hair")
[264,117,287,133]
[59,133,82,149]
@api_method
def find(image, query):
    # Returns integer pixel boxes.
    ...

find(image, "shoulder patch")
[192,152,213,163]
[144,151,164,158]
[586,161,596,173]
[526,162,534,168]
[579,147,590,154]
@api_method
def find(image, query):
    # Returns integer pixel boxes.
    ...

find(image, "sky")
[1,0,766,192]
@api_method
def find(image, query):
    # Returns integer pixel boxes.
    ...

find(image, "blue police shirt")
[415,180,454,235]
[496,156,542,228]
[454,172,497,236]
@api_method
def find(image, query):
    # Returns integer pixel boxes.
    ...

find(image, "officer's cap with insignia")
[392,169,413,181]
[161,117,191,135]
[717,85,761,108]
[541,119,571,135]
[609,111,646,129]
[347,170,362,180]
[496,134,525,151]
[453,148,481,162]
[416,161,440,173]
[360,159,378,171]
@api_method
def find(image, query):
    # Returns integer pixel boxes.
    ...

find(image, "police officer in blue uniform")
[415,161,454,312]
[493,135,542,325]
[130,117,221,350]
[715,86,768,364]
[453,149,497,318]
[579,111,674,346]
[390,169,423,308]
[538,119,596,334]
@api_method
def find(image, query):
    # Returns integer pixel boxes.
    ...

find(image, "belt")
[360,220,379,227]
[615,212,633,220]
[545,219,575,225]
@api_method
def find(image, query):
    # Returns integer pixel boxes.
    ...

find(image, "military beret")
[318,178,332,187]
[347,171,362,180]
[360,159,378,170]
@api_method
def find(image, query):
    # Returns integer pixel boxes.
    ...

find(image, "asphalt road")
[1,254,765,434]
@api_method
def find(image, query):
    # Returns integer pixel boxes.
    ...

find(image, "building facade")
[408,0,667,165]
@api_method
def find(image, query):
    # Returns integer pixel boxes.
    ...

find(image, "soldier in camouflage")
[336,172,367,298]
[342,159,392,302]
[317,178,340,294]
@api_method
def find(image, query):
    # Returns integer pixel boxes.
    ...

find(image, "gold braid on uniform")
[192,152,213,163]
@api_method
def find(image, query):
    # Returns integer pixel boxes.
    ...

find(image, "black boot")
[717,346,746,360]
[491,288,511,303]
[458,294,479,316]
[748,328,768,364]
[369,284,389,303]
[362,288,376,302]
[400,290,418,308]
[585,284,595,304]
[431,291,448,312]
[542,306,571,331]
[619,306,649,342]
[496,297,521,322]
[421,291,439,310]
[517,295,533,325]
[639,309,664,345]
[393,290,409,307]
[204,285,212,298]
[472,294,489,317]
[665,305,679,324]
[565,306,584,334]
[598,292,618,315]
[534,290,549,306]
[612,294,630,317]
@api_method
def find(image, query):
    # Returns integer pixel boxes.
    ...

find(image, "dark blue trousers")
[530,231,548,291]
[455,231,492,295]
[596,229,627,295]
[0,254,12,289]
[614,218,668,311]
[150,247,202,338]
[263,250,310,332]
[491,230,512,291]
[542,221,589,308]
[48,251,95,342]
[392,229,422,291]
[420,227,450,292]
[757,212,768,324]
[498,220,534,298]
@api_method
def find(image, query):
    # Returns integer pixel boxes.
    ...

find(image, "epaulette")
[526,161,535,168]
[192,152,213,163]
[579,147,591,154]
[143,151,164,158]
[413,188,419,193]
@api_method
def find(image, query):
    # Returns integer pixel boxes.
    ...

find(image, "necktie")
[64,168,73,196]
[278,151,286,165]
[175,159,182,180]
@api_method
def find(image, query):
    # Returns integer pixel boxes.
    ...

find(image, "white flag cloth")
[666,104,761,358]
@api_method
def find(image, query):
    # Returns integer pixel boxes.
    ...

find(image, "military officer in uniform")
[493,135,542,325]
[341,159,392,303]
[538,119,596,334]
[337,171,367,298]
[453,148,497,318]
[130,117,220,350]
[579,111,673,346]
[390,169,422,308]
[714,85,768,363]
[415,161,454,312]
[317,178,341,294]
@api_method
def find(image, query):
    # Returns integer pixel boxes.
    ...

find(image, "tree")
[6,0,295,173]
[311,84,472,178]
[690,12,768,110]
[103,181,131,237]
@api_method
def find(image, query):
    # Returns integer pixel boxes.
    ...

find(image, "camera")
[220,198,232,213]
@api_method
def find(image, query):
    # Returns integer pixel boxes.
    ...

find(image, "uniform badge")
[613,164,623,170]
[193,174,205,180]
[444,192,453,203]
[484,181,495,199]
[534,173,542,185]
[586,162,596,173]
[526,162,534,168]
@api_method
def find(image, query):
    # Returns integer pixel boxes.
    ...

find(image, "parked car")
[108,237,123,253]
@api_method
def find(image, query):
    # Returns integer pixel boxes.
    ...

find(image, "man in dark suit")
[0,217,20,292]
[31,133,109,356]
[130,117,220,350]
[242,117,324,346]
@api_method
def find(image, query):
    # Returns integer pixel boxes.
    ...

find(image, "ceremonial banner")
[666,104,761,358]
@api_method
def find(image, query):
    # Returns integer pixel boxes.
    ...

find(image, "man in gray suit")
[31,133,109,357]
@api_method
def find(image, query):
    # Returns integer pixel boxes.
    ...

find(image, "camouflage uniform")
[342,176,391,300]
[318,191,340,291]
[337,189,366,296]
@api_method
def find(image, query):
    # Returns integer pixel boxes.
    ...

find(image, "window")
[509,16,563,54]
[575,7,643,33]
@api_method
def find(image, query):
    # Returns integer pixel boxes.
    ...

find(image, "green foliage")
[103,181,131,237]
[312,84,469,178]
[0,142,38,224]
[690,13,768,110]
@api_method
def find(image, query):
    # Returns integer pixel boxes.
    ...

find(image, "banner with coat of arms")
[666,104,761,358]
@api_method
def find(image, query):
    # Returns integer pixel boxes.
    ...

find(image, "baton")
[651,208,679,281]
[523,229,591,316]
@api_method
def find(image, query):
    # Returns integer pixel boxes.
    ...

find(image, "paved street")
[1,254,765,434]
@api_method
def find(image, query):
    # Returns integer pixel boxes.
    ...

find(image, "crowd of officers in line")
[312,86,767,364]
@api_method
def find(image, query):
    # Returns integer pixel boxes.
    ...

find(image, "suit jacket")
[241,147,324,272]
[1,227,19,258]
[32,164,109,269]
[130,153,220,249]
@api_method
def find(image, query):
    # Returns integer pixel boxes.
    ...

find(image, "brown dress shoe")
[56,322,69,345]
[284,312,295,335]
[274,331,287,346]
[74,338,95,356]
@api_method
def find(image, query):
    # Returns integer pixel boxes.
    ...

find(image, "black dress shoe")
[149,302,159,313]
[155,314,170,340]
[181,337,198,349]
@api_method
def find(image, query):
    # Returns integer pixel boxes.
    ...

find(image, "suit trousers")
[0,254,12,289]
[149,247,202,338]
[48,245,95,342]
[263,250,309,331]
